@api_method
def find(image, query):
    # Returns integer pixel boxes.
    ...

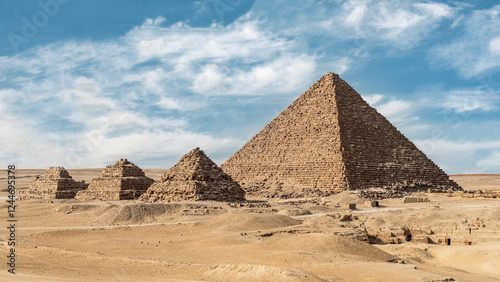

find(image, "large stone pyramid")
[140,147,245,202]
[75,158,154,201]
[221,73,461,198]
[19,167,88,199]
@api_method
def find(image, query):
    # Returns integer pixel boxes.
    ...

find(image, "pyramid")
[75,158,154,201]
[221,73,461,198]
[139,147,245,202]
[19,167,88,199]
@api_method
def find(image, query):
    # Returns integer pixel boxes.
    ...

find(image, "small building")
[365,200,379,208]
[342,203,356,210]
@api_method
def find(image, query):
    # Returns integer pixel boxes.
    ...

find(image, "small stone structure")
[75,159,153,201]
[19,167,87,199]
[140,148,245,203]
[342,203,356,210]
[403,197,430,203]
[365,201,379,208]
[222,72,461,198]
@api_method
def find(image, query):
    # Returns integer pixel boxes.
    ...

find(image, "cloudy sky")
[0,0,499,173]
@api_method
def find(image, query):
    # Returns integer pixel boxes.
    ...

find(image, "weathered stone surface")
[140,148,245,203]
[19,167,87,199]
[222,73,461,198]
[75,159,154,201]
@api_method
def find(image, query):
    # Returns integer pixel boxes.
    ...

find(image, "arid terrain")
[1,170,499,281]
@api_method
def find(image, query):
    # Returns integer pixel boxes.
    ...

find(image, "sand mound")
[56,204,101,214]
[92,203,182,225]
[203,213,302,232]
[328,191,366,204]
[429,244,500,278]
[278,208,312,216]
[258,233,396,262]
[203,263,323,281]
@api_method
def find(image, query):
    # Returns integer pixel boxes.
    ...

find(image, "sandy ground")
[0,170,499,281]
[450,174,500,191]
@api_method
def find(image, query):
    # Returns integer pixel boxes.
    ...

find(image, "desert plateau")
[1,169,499,281]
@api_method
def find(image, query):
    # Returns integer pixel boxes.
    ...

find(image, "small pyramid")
[140,148,245,202]
[19,167,88,199]
[222,73,461,198]
[75,158,154,201]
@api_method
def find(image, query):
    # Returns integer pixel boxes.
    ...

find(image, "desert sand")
[1,170,499,281]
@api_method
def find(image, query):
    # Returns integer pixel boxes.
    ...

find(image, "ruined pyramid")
[221,73,461,198]
[75,158,154,201]
[140,147,245,202]
[19,167,88,199]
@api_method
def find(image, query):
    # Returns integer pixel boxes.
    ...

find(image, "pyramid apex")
[189,147,205,155]
[304,72,345,91]
[321,72,340,79]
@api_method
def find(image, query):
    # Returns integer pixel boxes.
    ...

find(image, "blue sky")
[0,0,499,173]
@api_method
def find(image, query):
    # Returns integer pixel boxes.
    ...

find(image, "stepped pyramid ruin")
[222,72,461,198]
[140,148,245,202]
[19,167,88,199]
[75,158,154,201]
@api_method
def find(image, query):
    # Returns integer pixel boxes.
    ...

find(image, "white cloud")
[142,16,167,27]
[440,90,498,113]
[363,94,384,106]
[489,36,500,55]
[0,16,318,169]
[156,97,206,111]
[477,150,500,171]
[333,57,351,75]
[190,55,316,96]
[246,0,457,76]
[376,99,414,120]
[414,139,500,173]
[415,140,500,153]
[414,3,454,18]
[65,129,240,169]
[419,88,500,113]
[431,5,500,77]
[129,19,292,65]
[333,0,456,48]
[363,94,417,124]
[361,94,423,137]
